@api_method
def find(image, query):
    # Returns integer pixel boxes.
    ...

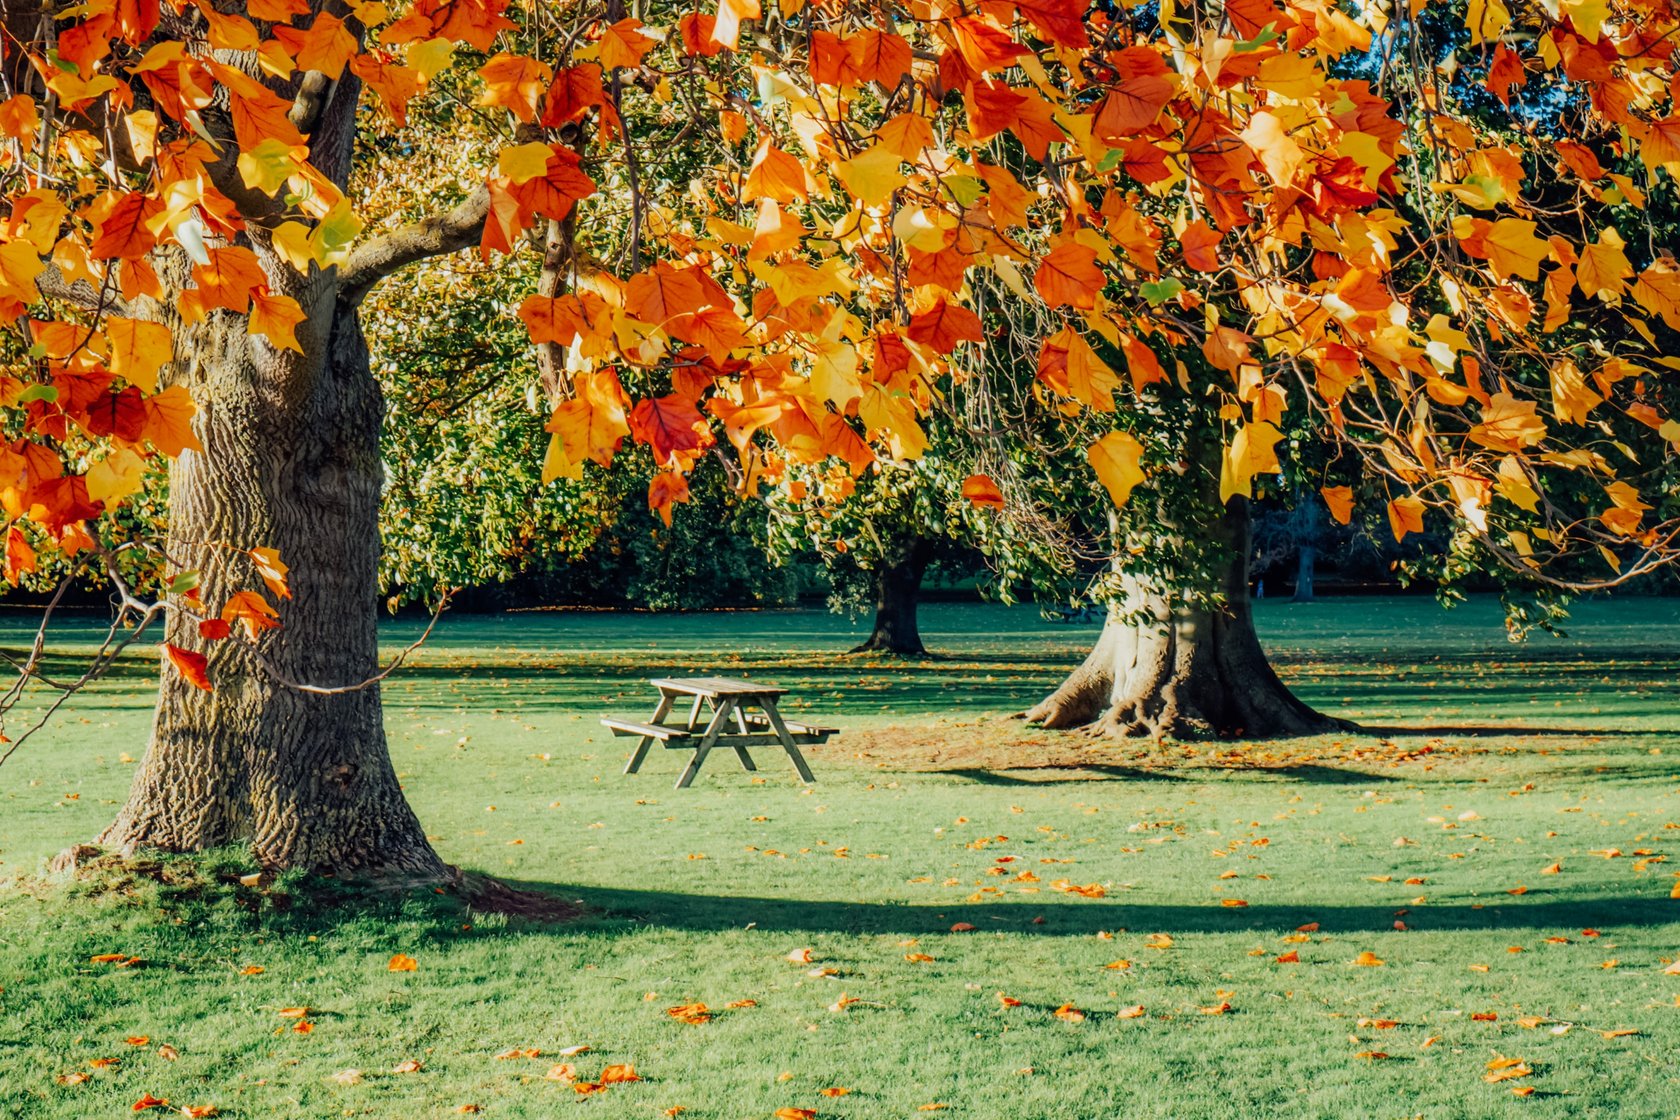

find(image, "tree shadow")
[499,881,1679,939]
[940,763,1401,785]
[1359,724,1663,738]
[943,765,1188,786]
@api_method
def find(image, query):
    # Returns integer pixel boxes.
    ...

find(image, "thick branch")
[336,187,490,306]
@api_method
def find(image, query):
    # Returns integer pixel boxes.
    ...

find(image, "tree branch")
[336,187,491,306]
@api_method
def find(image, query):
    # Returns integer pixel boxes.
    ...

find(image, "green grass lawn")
[2,596,1679,1119]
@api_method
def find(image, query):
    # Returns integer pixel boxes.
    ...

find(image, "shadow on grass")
[941,764,1403,785]
[1359,724,1662,738]
[535,883,1677,938]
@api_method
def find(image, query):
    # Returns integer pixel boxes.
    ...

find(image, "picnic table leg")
[624,694,673,775]
[729,704,757,771]
[685,694,705,730]
[760,699,816,783]
[676,698,734,789]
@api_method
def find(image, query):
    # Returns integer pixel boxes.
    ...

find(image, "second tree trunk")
[1024,499,1344,739]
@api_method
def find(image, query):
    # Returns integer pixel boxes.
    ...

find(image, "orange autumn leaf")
[743,139,808,203]
[1116,1004,1146,1019]
[1321,485,1355,525]
[164,645,212,691]
[666,1002,712,1025]
[997,992,1023,1007]
[1052,1003,1086,1022]
[1033,239,1103,309]
[600,1063,641,1083]
[1275,950,1300,963]
[961,474,1005,510]
[1353,951,1384,967]
[774,1110,817,1120]
[131,1096,169,1112]
[387,953,418,972]
[820,1087,852,1097]
[596,18,657,70]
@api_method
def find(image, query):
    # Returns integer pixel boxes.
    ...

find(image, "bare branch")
[337,189,491,306]
[246,591,453,695]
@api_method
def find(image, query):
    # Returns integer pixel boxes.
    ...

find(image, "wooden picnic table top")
[650,676,788,699]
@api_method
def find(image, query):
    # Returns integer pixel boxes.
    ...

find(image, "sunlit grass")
[2,596,1678,1119]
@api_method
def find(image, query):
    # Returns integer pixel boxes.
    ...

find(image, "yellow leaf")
[1483,219,1549,282]
[1386,497,1425,543]
[1220,421,1283,502]
[835,142,907,208]
[1087,431,1145,508]
[1320,485,1354,524]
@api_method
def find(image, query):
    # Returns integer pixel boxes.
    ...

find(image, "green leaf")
[1139,278,1184,306]
[18,384,57,403]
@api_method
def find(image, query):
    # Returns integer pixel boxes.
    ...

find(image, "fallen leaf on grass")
[92,954,143,967]
[292,1020,313,1034]
[495,1048,541,1059]
[787,948,813,964]
[918,1105,948,1112]
[544,1064,576,1083]
[90,1058,121,1069]
[601,1064,641,1084]
[726,999,758,1009]
[180,1107,218,1118]
[1483,1058,1532,1083]
[1511,1086,1535,1097]
[905,953,934,962]
[667,1003,712,1025]
[1116,1005,1146,1019]
[1353,952,1384,966]
[1515,1016,1548,1029]
[1104,959,1131,970]
[276,1007,310,1018]
[157,1044,178,1062]
[774,1109,817,1120]
[1276,950,1300,963]
[132,1097,169,1112]
[126,1037,150,1046]
[238,966,264,976]
[828,993,860,1012]
[392,1059,423,1073]
[388,954,418,972]
[1355,1051,1390,1060]
[56,1072,89,1085]
[950,922,976,932]
[1200,1001,1232,1015]
[1600,1029,1640,1039]
[1053,1003,1086,1022]
[997,993,1022,1008]
[1145,933,1173,949]
[1357,1019,1399,1029]
[329,1070,363,1086]
[1472,1012,1499,1022]
[820,1087,851,1097]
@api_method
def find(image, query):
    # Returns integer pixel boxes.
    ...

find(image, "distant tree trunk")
[1023,499,1346,740]
[850,538,933,656]
[1293,543,1316,602]
[1293,493,1322,602]
[94,297,450,883]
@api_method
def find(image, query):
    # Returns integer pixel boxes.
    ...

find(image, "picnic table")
[602,676,836,788]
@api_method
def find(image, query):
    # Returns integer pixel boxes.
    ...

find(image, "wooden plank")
[741,713,837,735]
[601,718,691,740]
[651,676,789,698]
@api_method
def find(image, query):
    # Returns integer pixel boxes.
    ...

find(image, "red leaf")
[164,644,212,691]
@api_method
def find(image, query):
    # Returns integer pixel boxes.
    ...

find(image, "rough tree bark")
[1023,498,1345,740]
[850,538,933,656]
[87,55,490,881]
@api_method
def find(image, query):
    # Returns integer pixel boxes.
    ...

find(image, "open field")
[2,596,1679,1119]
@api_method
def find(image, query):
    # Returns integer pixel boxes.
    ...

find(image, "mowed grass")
[2,596,1680,1120]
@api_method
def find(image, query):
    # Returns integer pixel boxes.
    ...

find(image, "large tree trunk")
[1023,498,1345,740]
[96,304,450,882]
[850,539,932,656]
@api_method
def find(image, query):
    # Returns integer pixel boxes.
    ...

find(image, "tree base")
[848,631,932,657]
[1023,606,1352,741]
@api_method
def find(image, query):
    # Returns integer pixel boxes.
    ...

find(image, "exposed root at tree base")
[457,872,590,922]
[35,846,586,923]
